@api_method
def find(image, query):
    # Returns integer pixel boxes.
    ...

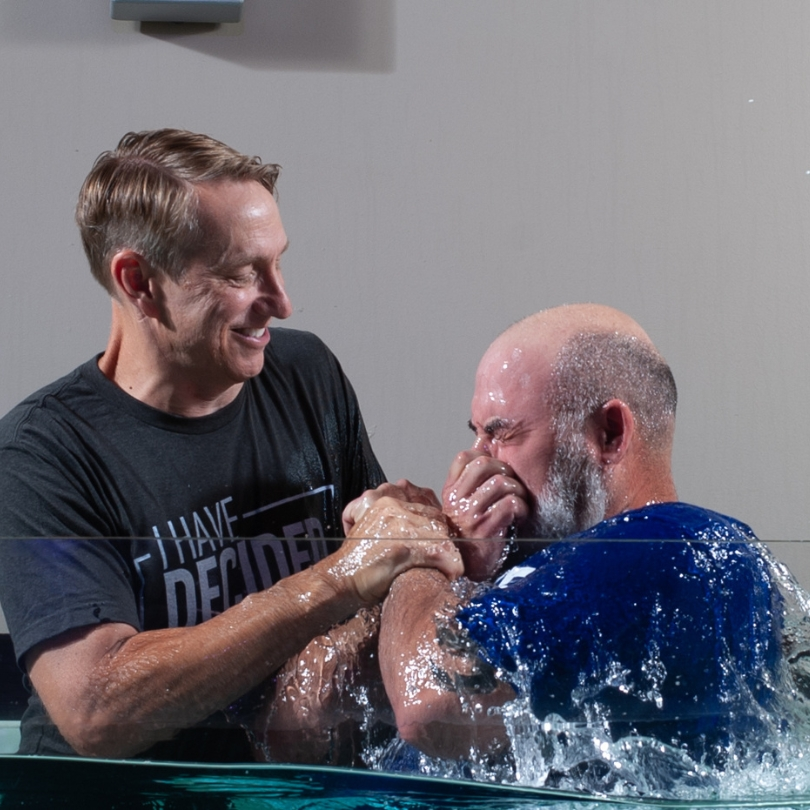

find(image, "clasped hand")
[342,453,530,583]
[335,480,462,604]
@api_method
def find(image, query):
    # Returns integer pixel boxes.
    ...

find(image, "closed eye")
[224,268,257,286]
[216,239,288,283]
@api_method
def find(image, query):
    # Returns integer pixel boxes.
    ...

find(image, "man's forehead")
[475,338,550,393]
[472,366,546,424]
[196,180,287,267]
[471,333,557,427]
[196,179,283,229]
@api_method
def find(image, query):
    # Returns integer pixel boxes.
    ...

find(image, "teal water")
[2,757,810,810]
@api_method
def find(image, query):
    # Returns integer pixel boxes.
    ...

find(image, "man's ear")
[587,399,635,467]
[109,250,160,318]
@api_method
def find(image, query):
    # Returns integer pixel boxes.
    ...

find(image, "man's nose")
[472,434,492,455]
[258,265,293,319]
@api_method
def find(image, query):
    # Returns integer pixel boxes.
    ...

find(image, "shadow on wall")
[0,0,395,73]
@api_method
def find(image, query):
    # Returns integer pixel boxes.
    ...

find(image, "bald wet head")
[483,304,675,447]
[485,304,656,380]
[471,304,677,537]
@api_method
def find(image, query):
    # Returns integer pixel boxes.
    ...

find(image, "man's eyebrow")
[484,418,511,435]
[469,418,511,436]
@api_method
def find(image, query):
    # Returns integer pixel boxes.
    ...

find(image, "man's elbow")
[56,711,174,759]
[398,716,471,760]
[393,695,496,760]
[393,684,514,761]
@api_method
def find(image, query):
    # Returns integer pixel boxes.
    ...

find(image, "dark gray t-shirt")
[0,328,385,760]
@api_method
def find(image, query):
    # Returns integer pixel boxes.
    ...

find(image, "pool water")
[2,756,810,810]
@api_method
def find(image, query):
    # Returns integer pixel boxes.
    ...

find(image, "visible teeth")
[240,328,265,338]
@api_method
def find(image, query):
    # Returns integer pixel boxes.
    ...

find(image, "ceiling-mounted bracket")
[111,0,244,24]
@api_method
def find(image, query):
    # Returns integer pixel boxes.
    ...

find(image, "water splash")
[368,542,810,804]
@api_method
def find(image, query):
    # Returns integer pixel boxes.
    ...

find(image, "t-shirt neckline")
[82,354,248,435]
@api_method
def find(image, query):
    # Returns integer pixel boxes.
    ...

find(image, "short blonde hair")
[76,129,281,293]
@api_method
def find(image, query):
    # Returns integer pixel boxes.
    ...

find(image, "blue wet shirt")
[458,503,783,764]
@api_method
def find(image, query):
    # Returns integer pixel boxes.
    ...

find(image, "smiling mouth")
[234,327,267,339]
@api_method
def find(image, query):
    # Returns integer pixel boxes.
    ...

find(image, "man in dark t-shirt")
[0,129,463,761]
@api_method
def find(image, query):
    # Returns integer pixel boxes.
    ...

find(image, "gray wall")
[0,1,808,625]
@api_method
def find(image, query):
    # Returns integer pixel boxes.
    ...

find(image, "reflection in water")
[1,755,694,810]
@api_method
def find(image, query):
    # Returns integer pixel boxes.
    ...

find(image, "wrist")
[307,552,368,614]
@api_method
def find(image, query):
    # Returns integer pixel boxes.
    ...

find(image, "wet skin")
[441,341,555,577]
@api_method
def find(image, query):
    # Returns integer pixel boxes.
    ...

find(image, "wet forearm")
[35,562,361,758]
[379,569,512,760]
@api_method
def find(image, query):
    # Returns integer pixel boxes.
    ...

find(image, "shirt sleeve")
[0,537,141,666]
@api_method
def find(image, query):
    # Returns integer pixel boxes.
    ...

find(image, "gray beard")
[523,435,608,540]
